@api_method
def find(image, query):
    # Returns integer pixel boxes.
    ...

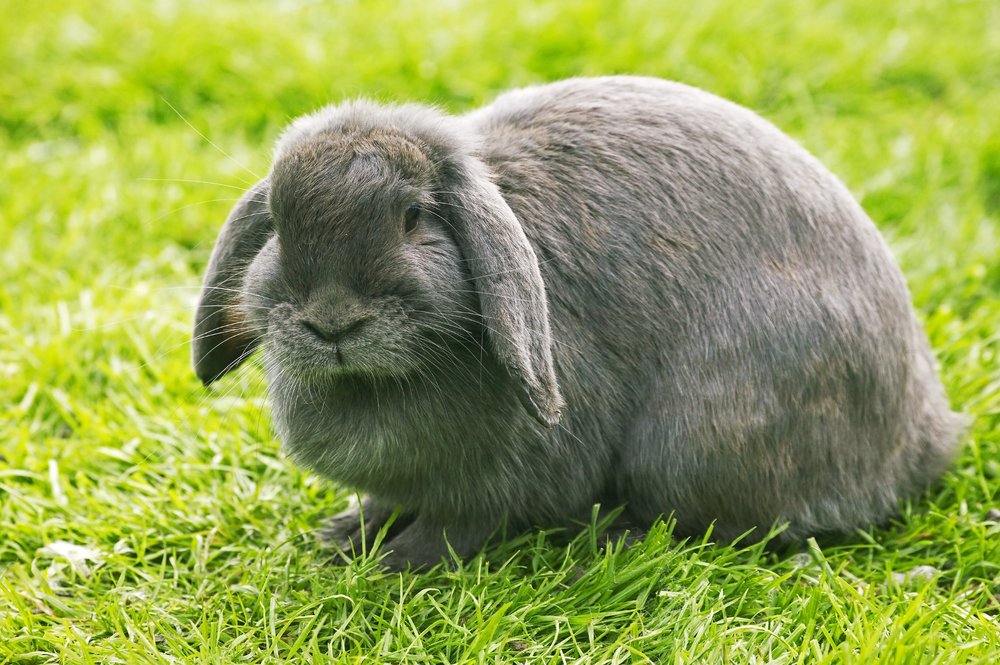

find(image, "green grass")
[2,0,999,662]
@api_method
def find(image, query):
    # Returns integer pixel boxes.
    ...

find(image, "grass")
[1,0,998,661]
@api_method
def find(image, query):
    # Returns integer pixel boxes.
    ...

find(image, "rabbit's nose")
[300,317,369,344]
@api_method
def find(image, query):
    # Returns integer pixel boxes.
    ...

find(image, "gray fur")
[193,76,965,569]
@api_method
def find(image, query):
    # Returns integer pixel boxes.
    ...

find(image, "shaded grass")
[1,0,999,662]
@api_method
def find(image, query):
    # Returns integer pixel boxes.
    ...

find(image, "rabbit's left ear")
[446,158,564,427]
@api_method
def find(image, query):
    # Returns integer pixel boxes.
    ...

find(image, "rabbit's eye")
[403,205,421,234]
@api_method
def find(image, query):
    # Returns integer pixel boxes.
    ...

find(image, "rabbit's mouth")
[263,305,423,382]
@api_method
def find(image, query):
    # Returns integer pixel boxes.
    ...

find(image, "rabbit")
[192,76,965,570]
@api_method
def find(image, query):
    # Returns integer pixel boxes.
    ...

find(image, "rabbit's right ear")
[192,179,272,385]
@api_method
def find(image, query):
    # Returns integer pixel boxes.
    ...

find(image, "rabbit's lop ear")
[192,179,272,385]
[448,159,564,427]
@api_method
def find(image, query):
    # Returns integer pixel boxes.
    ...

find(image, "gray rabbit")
[193,76,964,570]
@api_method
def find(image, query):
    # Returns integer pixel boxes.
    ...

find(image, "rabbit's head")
[192,102,563,427]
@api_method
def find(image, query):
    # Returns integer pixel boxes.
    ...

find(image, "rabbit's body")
[194,76,963,568]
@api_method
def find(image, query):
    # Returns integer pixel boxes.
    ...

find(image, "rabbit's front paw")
[378,518,492,572]
[318,496,404,561]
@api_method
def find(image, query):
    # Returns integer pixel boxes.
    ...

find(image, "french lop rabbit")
[193,76,964,570]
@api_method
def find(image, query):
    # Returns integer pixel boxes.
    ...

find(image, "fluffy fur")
[193,76,964,569]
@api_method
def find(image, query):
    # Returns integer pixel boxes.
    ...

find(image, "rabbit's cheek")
[241,239,285,329]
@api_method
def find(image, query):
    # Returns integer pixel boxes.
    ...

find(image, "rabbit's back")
[467,76,964,539]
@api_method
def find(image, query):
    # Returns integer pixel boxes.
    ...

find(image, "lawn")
[1,0,998,662]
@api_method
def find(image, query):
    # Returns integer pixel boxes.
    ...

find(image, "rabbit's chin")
[261,339,423,384]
